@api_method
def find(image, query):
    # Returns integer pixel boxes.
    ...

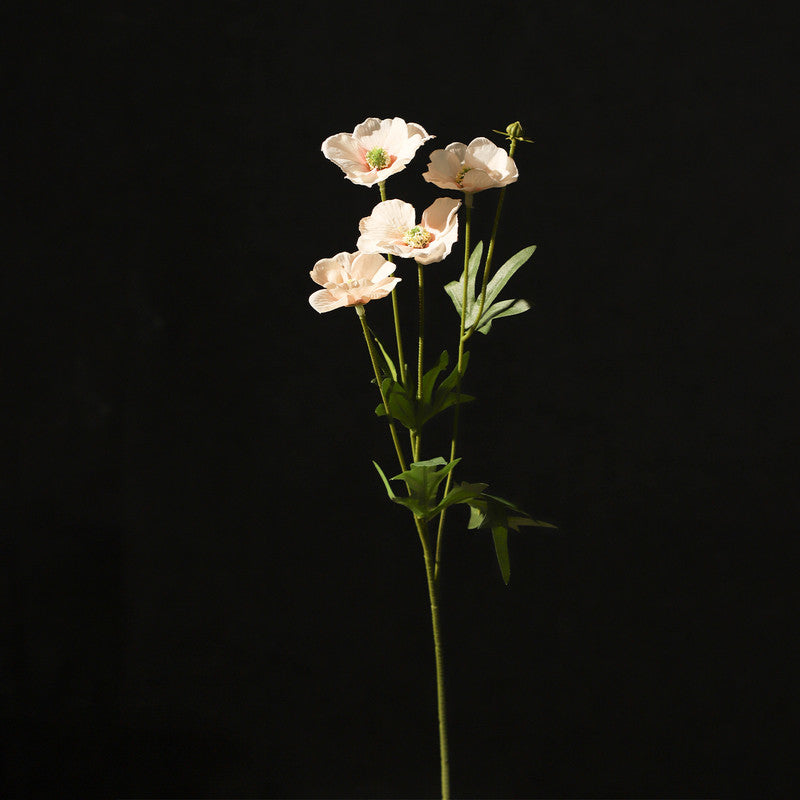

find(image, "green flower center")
[455,166,472,187]
[366,147,391,170]
[403,226,433,248]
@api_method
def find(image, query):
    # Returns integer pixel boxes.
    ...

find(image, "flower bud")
[492,121,534,144]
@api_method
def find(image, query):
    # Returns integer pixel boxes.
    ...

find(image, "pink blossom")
[356,198,461,265]
[322,117,433,187]
[422,137,518,192]
[308,251,401,313]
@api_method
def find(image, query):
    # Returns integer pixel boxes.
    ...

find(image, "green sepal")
[444,243,536,335]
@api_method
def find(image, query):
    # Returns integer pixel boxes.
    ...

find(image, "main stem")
[362,298,449,797]
[418,522,450,800]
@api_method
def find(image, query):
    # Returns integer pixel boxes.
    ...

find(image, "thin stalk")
[415,260,425,461]
[356,304,408,473]
[434,193,472,578]
[379,180,407,386]
[465,139,518,340]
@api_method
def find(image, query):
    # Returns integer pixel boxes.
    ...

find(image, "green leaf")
[370,331,398,382]
[429,481,488,518]
[372,460,396,500]
[374,350,474,430]
[492,526,511,584]
[471,297,532,335]
[444,243,536,336]
[380,457,461,521]
[465,491,557,584]
[421,350,449,406]
[483,245,536,310]
[444,241,483,315]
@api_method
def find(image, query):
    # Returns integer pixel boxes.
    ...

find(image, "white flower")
[308,251,401,313]
[356,198,461,265]
[322,117,433,187]
[422,137,518,192]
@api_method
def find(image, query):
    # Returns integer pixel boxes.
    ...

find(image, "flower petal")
[309,288,348,313]
[351,252,392,282]
[420,197,461,233]
[309,252,353,286]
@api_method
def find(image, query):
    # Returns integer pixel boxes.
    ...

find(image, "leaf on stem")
[466,492,557,585]
[373,457,471,521]
[444,243,536,335]
[374,350,474,430]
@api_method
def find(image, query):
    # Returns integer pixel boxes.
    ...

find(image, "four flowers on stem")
[310,116,521,311]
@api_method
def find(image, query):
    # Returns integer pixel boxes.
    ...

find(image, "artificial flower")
[308,251,401,313]
[422,137,518,192]
[322,117,433,187]
[357,197,461,265]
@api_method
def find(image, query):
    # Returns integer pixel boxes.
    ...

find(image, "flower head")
[357,198,461,265]
[322,117,434,187]
[422,137,518,193]
[308,251,400,313]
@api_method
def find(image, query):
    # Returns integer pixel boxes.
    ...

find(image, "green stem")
[418,522,450,800]
[356,304,408,473]
[415,260,424,462]
[379,180,407,386]
[434,193,472,579]
[465,138,518,340]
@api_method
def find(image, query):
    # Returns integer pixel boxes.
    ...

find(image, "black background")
[4,4,795,798]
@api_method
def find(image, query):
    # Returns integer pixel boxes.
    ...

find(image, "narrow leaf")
[484,245,536,309]
[491,525,511,584]
[372,461,396,500]
[474,298,531,335]
[371,332,398,382]
[444,240,484,316]
[421,350,449,405]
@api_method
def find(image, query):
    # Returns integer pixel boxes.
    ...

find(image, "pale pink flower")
[308,251,401,313]
[321,117,433,187]
[357,198,461,265]
[422,137,518,192]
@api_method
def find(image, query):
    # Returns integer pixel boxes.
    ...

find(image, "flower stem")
[434,193,472,579]
[417,521,450,800]
[465,139,518,340]
[415,260,425,461]
[379,180,407,387]
[356,304,408,473]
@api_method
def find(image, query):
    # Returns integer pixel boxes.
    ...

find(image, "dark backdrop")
[4,4,794,798]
